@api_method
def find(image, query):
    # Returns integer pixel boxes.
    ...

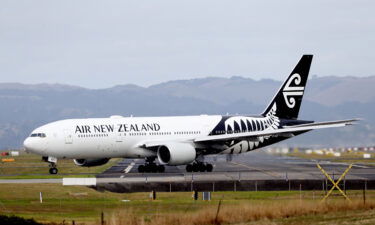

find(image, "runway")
[93,151,375,193]
[2,151,375,192]
[98,151,375,180]
[0,179,62,184]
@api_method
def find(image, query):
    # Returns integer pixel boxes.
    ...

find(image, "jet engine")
[157,142,196,165]
[73,158,110,167]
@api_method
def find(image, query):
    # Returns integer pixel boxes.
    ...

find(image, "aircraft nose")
[23,137,33,152]
[23,137,43,154]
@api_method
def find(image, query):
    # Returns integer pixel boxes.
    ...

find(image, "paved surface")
[97,151,375,182]
[2,151,375,192]
[0,179,62,184]
[90,151,375,192]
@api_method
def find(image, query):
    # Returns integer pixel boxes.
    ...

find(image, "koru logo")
[282,73,304,108]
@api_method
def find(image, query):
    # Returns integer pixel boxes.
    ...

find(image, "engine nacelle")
[157,142,196,165]
[73,158,110,167]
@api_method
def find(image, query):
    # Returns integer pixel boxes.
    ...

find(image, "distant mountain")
[307,76,375,106]
[0,75,374,149]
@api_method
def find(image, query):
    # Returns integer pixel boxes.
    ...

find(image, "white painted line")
[62,178,96,186]
[286,161,370,169]
[123,160,136,173]
[320,161,371,169]
[346,164,370,169]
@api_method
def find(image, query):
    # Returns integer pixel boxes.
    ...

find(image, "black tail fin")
[262,55,313,120]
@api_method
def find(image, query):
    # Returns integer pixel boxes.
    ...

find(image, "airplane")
[23,55,357,174]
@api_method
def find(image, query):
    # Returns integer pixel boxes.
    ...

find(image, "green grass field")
[0,183,375,225]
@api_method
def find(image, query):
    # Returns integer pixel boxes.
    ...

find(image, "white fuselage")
[24,115,222,159]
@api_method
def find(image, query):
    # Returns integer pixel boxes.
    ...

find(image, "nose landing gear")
[186,162,213,172]
[42,156,59,174]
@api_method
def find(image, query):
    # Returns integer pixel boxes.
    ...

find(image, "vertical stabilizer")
[262,55,313,120]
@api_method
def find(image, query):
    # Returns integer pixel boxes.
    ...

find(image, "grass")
[108,199,375,225]
[0,151,120,178]
[0,215,42,225]
[1,151,375,224]
[243,208,375,225]
[0,183,375,224]
[287,152,375,165]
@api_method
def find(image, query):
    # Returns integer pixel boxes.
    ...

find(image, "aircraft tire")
[150,164,158,173]
[186,164,193,172]
[138,165,145,173]
[49,167,58,174]
[206,164,213,172]
[199,164,206,172]
[192,164,199,172]
[158,165,165,173]
[144,165,151,173]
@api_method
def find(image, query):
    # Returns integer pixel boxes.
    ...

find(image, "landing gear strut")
[43,156,59,174]
[186,162,213,172]
[138,157,165,173]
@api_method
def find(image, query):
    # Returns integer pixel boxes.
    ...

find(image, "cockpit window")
[30,133,46,138]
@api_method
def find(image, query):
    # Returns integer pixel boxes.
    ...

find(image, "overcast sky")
[1,1,374,88]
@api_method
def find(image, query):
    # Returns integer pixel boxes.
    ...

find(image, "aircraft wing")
[194,119,358,143]
[139,140,173,148]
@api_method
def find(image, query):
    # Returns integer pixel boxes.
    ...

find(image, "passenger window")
[32,133,46,138]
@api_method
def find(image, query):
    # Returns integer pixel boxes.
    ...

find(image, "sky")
[0,0,374,88]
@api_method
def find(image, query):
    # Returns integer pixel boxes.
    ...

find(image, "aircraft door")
[114,133,124,154]
[64,130,73,144]
[116,133,123,143]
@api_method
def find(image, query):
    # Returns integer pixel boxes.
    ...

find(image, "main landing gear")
[42,156,59,174]
[138,157,165,173]
[186,162,213,172]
